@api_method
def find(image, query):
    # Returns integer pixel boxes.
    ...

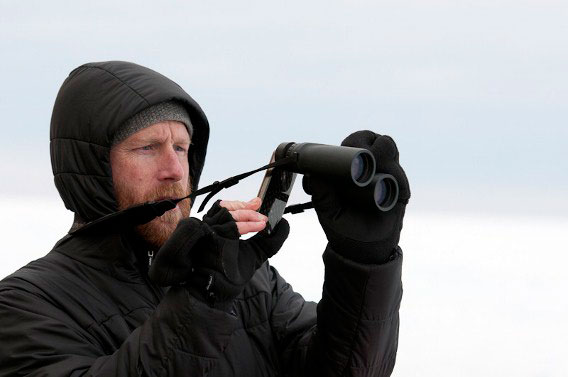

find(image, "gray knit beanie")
[112,101,193,146]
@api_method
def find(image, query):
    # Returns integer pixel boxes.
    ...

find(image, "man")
[0,61,410,376]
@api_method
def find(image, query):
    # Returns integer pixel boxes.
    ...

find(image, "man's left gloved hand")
[305,130,411,264]
[149,200,289,311]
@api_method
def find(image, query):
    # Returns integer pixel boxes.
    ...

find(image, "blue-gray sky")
[1,0,567,216]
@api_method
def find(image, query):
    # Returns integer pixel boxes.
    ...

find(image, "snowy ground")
[1,196,567,376]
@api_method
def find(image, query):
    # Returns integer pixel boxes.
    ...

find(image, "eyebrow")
[131,137,163,146]
[174,137,191,145]
[131,135,190,145]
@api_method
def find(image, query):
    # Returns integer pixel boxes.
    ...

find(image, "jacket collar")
[53,228,153,284]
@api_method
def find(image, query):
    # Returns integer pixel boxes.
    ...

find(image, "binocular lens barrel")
[373,174,399,211]
[350,152,376,184]
[275,141,399,212]
[276,142,376,187]
[343,173,399,212]
[375,179,387,205]
[351,155,365,182]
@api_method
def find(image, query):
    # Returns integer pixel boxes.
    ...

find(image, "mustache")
[143,184,190,203]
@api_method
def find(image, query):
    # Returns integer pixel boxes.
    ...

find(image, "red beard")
[114,180,191,249]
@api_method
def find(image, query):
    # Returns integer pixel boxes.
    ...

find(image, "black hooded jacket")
[0,61,403,376]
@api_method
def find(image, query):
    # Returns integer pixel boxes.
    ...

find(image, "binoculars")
[256,141,399,234]
[275,142,399,211]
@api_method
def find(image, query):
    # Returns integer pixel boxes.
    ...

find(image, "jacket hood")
[50,61,210,222]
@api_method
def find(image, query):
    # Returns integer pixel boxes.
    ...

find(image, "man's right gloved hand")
[304,131,411,265]
[149,200,289,311]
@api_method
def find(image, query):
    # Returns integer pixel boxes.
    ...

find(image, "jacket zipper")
[148,250,154,267]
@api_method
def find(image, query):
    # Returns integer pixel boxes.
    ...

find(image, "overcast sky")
[1,0,566,217]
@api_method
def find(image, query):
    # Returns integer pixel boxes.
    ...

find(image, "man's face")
[110,120,191,249]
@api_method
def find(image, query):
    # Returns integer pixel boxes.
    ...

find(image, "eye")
[136,144,155,152]
[174,145,188,154]
[133,144,155,153]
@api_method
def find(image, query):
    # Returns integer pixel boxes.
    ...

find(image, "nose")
[157,147,185,182]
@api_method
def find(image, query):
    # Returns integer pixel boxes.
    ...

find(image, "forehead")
[125,120,190,143]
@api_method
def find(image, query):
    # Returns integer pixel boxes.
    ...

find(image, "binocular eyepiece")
[275,142,399,211]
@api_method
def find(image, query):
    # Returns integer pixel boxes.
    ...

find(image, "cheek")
[112,159,154,201]
[182,159,190,183]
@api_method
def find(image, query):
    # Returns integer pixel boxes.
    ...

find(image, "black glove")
[304,131,410,264]
[149,200,290,311]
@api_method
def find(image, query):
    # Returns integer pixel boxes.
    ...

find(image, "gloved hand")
[304,131,411,264]
[149,200,289,311]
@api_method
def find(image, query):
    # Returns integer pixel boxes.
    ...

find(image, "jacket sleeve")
[270,245,403,377]
[0,286,238,377]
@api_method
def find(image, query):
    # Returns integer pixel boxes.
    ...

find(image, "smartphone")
[257,151,297,235]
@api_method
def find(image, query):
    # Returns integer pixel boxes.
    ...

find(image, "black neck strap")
[188,154,299,212]
[72,155,312,235]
